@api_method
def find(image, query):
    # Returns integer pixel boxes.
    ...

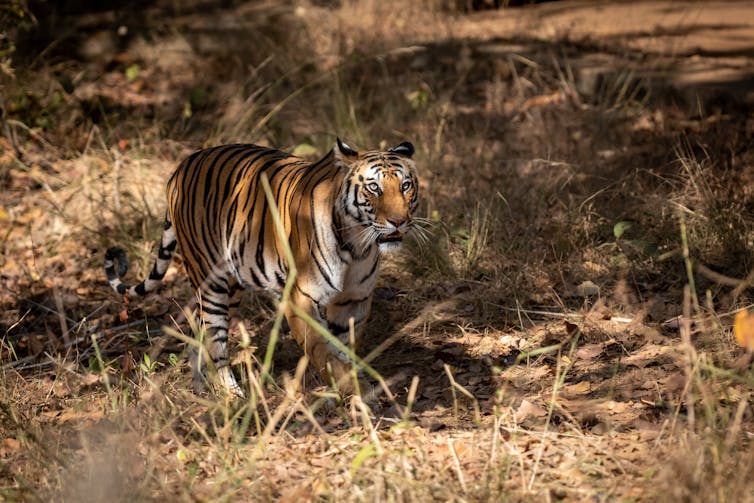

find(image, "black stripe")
[210,333,229,343]
[295,284,321,307]
[184,149,212,242]
[334,294,371,307]
[208,283,229,295]
[359,257,379,284]
[222,148,267,209]
[235,234,262,288]
[305,169,340,287]
[203,146,242,202]
[157,240,176,259]
[203,297,229,310]
[201,306,228,317]
[175,159,218,280]
[311,248,337,292]
[281,164,311,209]
[328,321,349,335]
[226,198,239,238]
[275,272,286,288]
[185,225,214,278]
[254,156,295,280]
[148,264,164,280]
[208,147,243,222]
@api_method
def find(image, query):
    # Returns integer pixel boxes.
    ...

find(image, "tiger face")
[336,139,419,252]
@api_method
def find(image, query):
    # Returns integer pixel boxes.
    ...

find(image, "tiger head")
[335,138,419,252]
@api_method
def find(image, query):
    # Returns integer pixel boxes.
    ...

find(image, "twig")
[3,308,31,340]
[108,319,149,333]
[0,105,23,160]
[20,298,78,328]
[496,304,633,324]
[1,355,37,370]
[5,119,61,156]
[693,261,753,289]
[443,364,481,423]
[448,438,467,494]
[354,395,383,456]
[680,285,696,430]
[52,286,70,346]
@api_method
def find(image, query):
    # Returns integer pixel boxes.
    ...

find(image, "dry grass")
[2,0,754,501]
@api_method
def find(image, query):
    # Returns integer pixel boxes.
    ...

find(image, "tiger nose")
[387,217,407,228]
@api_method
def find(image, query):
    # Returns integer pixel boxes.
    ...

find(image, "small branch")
[1,106,23,160]
[694,261,749,288]
[52,286,70,346]
[448,438,468,494]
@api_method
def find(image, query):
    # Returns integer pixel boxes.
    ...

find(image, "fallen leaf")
[449,438,472,459]
[622,344,669,368]
[660,372,687,393]
[2,438,21,453]
[563,380,591,395]
[733,309,754,351]
[80,373,102,386]
[564,320,580,336]
[603,400,630,414]
[515,399,548,422]
[575,343,603,361]
[56,409,105,424]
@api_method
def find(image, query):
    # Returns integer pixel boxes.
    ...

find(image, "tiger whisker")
[408,225,431,251]
[412,221,434,233]
[411,222,433,241]
[338,221,370,232]
[412,217,439,228]
[353,225,376,252]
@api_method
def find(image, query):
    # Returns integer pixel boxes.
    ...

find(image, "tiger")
[104,138,419,397]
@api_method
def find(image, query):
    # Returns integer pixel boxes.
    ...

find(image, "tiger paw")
[324,357,368,399]
[337,374,372,400]
[217,366,246,399]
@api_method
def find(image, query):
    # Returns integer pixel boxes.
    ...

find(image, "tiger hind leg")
[192,284,244,397]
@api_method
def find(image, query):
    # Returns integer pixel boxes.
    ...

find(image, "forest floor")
[1,1,754,501]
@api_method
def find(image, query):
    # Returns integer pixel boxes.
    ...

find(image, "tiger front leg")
[286,287,362,397]
[326,294,373,354]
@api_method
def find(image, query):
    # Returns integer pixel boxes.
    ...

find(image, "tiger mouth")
[377,231,403,243]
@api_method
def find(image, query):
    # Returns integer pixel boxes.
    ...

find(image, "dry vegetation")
[2,0,754,501]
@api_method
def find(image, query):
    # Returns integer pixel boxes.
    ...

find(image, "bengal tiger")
[104,139,419,397]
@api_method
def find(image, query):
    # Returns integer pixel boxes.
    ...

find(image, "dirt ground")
[2,1,754,501]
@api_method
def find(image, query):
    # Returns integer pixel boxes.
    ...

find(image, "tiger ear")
[334,137,358,166]
[389,141,414,158]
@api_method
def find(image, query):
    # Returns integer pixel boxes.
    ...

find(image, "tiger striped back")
[105,139,419,397]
